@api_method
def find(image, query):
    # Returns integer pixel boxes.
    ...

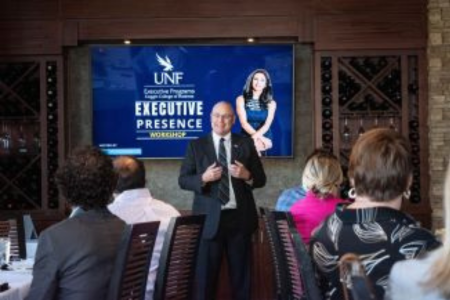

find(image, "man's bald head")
[113,156,146,193]
[210,101,235,137]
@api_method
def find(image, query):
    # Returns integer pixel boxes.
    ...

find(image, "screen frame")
[90,43,296,159]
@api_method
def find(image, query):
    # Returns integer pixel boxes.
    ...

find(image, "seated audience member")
[108,156,180,300]
[275,149,323,211]
[310,128,440,300]
[68,206,84,218]
[290,150,345,244]
[386,162,450,300]
[27,146,126,300]
[275,185,307,212]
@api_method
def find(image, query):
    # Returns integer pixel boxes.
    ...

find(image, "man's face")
[210,103,235,137]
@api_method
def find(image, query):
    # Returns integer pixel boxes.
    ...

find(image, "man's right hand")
[201,162,223,184]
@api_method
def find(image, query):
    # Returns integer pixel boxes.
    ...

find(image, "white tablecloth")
[0,267,32,300]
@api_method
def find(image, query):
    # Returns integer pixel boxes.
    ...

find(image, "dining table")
[0,259,33,300]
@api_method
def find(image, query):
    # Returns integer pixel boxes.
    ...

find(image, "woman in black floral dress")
[310,128,440,300]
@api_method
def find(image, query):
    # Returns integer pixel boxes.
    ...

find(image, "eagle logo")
[156,53,174,71]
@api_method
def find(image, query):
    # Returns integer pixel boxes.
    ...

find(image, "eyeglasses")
[211,113,233,120]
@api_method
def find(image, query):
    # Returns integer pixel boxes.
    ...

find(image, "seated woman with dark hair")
[310,128,440,300]
[290,150,345,244]
[27,146,126,300]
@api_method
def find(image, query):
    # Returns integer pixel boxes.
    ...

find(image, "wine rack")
[315,51,430,227]
[0,58,63,214]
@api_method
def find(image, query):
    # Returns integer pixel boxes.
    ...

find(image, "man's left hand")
[229,160,252,181]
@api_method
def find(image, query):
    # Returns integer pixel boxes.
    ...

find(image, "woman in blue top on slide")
[236,69,277,156]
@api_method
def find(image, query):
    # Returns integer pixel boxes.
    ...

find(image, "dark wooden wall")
[0,1,429,298]
[0,0,427,55]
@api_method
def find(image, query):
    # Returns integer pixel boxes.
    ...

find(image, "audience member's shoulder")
[152,198,181,217]
[406,221,439,239]
[311,213,335,238]
[40,217,71,236]
[398,221,442,250]
[38,215,87,239]
[280,187,295,196]
[392,248,439,281]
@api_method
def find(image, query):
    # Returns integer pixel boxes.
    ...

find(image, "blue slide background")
[92,45,294,158]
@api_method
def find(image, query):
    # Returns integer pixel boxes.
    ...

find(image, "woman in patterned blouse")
[310,128,440,300]
[387,161,450,300]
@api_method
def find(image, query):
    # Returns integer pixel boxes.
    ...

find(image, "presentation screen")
[91,44,294,158]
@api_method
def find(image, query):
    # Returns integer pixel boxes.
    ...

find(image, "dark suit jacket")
[26,208,125,300]
[179,133,266,239]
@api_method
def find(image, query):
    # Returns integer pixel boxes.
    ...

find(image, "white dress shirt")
[108,188,180,300]
[212,132,237,209]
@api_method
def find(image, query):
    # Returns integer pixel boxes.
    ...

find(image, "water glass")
[0,238,11,265]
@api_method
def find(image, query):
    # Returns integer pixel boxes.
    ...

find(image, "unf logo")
[154,53,184,85]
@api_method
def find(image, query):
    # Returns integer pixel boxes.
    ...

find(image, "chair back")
[107,221,160,300]
[339,253,377,300]
[259,207,289,299]
[154,214,205,300]
[0,214,26,260]
[260,207,322,300]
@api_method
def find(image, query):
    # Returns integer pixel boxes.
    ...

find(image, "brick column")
[428,0,450,229]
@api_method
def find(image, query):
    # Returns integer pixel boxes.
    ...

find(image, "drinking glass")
[357,118,365,136]
[389,117,397,131]
[0,238,11,265]
[342,118,352,149]
[1,123,11,150]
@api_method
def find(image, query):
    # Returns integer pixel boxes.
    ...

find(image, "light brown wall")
[428,0,450,229]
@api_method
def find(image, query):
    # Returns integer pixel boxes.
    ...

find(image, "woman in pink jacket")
[290,150,345,244]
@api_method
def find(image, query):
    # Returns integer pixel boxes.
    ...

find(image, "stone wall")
[428,0,450,229]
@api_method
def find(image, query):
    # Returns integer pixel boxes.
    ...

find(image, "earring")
[403,189,411,200]
[348,188,356,199]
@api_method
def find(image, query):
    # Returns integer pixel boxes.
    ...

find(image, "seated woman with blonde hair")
[310,128,440,300]
[290,149,346,245]
[386,161,450,300]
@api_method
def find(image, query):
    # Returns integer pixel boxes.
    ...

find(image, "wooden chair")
[260,207,322,300]
[154,214,205,300]
[339,253,378,300]
[0,214,26,260]
[260,207,289,299]
[107,221,160,300]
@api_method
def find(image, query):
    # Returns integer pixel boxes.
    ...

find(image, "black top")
[310,204,440,300]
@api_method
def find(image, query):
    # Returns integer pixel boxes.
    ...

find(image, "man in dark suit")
[26,146,125,300]
[179,101,266,300]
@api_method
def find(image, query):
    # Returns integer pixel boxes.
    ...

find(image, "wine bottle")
[409,132,420,142]
[321,58,332,70]
[322,83,332,94]
[322,120,333,131]
[322,95,332,106]
[322,108,332,119]
[322,133,333,143]
[322,70,332,81]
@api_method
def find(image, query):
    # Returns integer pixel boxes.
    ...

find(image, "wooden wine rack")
[0,57,64,215]
[315,50,431,228]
